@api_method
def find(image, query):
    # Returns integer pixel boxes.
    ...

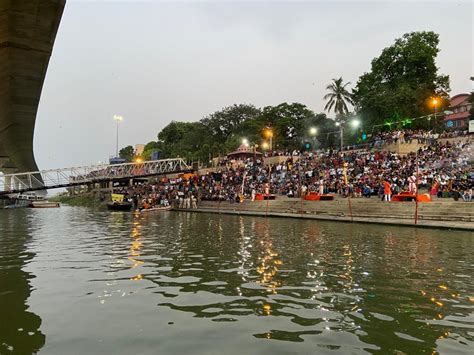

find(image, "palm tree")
[323,77,353,150]
[323,77,353,115]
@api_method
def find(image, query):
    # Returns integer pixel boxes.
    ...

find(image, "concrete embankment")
[189,198,474,231]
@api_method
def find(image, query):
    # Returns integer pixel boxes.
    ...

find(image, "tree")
[260,103,315,149]
[200,104,261,144]
[119,145,134,162]
[141,141,161,161]
[353,31,450,129]
[158,121,194,145]
[323,77,353,116]
[303,113,338,149]
[157,121,216,162]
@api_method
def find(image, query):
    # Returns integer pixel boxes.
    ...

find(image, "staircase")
[196,198,474,230]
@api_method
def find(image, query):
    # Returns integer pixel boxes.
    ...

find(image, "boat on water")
[107,201,133,211]
[4,193,60,209]
[31,201,60,208]
[107,193,133,211]
[139,205,172,213]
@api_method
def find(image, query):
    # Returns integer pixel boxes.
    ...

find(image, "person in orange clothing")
[383,179,392,202]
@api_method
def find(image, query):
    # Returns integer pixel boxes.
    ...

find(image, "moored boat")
[3,193,60,209]
[139,205,172,213]
[107,201,133,211]
[31,201,60,208]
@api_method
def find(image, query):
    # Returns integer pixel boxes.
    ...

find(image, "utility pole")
[340,125,344,151]
[113,115,123,158]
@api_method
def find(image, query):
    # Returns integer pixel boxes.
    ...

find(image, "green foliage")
[353,31,450,129]
[119,145,134,162]
[260,103,315,149]
[157,121,213,161]
[141,141,162,161]
[116,31,455,160]
[323,77,353,115]
[51,193,102,207]
[200,104,261,144]
[119,103,348,160]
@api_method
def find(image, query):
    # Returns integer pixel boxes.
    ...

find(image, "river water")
[0,207,473,354]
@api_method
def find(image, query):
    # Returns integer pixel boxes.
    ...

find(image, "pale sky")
[35,0,473,169]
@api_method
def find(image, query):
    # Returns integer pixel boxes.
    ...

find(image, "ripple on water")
[1,208,473,354]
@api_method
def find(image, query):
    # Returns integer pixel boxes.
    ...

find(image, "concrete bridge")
[0,0,66,174]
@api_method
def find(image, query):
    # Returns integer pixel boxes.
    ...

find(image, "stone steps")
[198,200,474,223]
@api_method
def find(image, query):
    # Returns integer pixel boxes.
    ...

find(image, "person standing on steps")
[383,178,392,202]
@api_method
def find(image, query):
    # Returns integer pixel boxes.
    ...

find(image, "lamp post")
[335,121,343,151]
[431,98,438,130]
[309,127,317,150]
[113,115,123,158]
[264,128,273,152]
[335,118,360,151]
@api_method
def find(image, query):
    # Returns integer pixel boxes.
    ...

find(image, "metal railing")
[0,158,190,195]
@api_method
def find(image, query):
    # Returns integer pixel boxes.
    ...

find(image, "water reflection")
[0,211,45,353]
[146,213,473,352]
[0,209,473,354]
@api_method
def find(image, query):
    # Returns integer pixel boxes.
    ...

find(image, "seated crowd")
[113,138,472,208]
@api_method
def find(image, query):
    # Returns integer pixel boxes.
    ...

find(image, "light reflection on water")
[0,207,473,354]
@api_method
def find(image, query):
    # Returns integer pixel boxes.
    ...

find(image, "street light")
[309,127,317,151]
[351,119,360,128]
[264,128,273,151]
[113,115,123,158]
[431,97,439,129]
[242,138,249,147]
[261,142,269,150]
[335,118,361,151]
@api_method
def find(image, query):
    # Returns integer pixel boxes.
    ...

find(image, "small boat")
[107,193,133,211]
[139,205,172,213]
[4,201,30,209]
[3,193,59,209]
[107,201,133,211]
[31,201,60,208]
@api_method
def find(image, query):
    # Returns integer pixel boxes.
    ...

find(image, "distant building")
[444,93,471,129]
[135,144,145,156]
[151,151,160,160]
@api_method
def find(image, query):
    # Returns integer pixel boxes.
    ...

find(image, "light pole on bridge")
[113,115,123,158]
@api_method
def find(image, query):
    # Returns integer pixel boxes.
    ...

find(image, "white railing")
[0,158,190,194]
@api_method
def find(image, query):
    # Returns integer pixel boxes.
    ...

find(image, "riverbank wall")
[188,198,474,231]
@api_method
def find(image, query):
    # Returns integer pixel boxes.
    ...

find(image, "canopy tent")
[227,144,263,160]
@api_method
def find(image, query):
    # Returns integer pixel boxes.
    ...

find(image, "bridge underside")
[0,0,65,174]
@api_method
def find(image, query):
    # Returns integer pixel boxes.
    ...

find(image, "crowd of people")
[111,132,472,208]
[371,129,468,147]
[372,129,439,146]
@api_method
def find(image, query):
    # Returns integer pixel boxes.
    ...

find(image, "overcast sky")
[35,0,473,169]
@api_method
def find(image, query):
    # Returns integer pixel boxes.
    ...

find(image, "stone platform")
[187,198,474,231]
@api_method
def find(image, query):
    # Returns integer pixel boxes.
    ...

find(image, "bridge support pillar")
[4,176,12,191]
[129,179,134,187]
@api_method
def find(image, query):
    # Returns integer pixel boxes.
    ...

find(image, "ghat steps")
[197,199,474,227]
